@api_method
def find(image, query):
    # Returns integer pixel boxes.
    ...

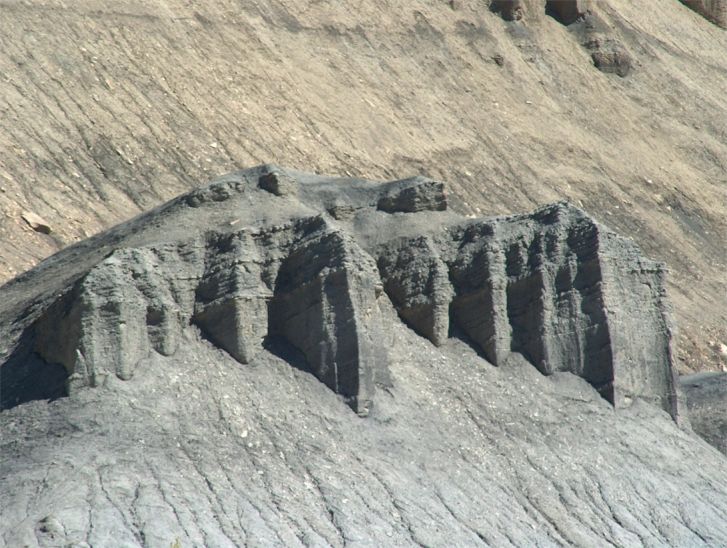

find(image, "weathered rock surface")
[545,0,590,25]
[491,1,634,77]
[1,166,725,546]
[585,37,632,77]
[493,0,590,24]
[11,214,389,416]
[491,0,526,21]
[379,203,678,417]
[1,167,678,420]
[2,1,726,378]
[681,372,727,454]
[681,0,727,27]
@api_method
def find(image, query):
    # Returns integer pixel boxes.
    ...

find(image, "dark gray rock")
[193,231,270,364]
[681,372,727,454]
[491,0,526,21]
[268,222,388,416]
[680,0,727,28]
[377,202,680,420]
[32,243,205,389]
[23,214,389,416]
[258,164,299,197]
[545,0,589,25]
[1,165,722,547]
[0,169,678,420]
[377,236,452,347]
[492,0,590,24]
[376,176,447,214]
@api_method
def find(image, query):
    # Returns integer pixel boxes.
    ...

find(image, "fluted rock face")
[377,236,453,347]
[23,215,389,416]
[0,166,679,420]
[377,204,679,418]
[34,244,205,389]
[267,224,387,415]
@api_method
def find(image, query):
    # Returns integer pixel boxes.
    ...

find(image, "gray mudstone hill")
[1,166,726,547]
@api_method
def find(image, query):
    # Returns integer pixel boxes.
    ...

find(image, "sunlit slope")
[0,0,725,370]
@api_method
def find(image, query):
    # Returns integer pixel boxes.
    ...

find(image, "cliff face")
[0,167,680,420]
[0,168,725,547]
[0,0,725,373]
[380,204,680,417]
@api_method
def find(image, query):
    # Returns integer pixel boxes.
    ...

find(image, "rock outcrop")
[545,0,590,25]
[491,0,634,78]
[492,0,590,24]
[681,0,727,27]
[586,38,632,77]
[19,215,389,416]
[0,166,680,421]
[491,0,526,21]
[4,166,726,547]
[378,202,678,416]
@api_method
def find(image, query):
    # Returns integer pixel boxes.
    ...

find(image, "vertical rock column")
[597,232,679,419]
[503,235,558,374]
[448,223,511,365]
[559,219,614,397]
[269,229,388,415]
[193,231,270,364]
[377,236,452,347]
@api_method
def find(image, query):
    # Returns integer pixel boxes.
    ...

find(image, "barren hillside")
[3,167,727,547]
[0,0,725,371]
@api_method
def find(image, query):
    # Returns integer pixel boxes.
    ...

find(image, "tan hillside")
[0,0,725,372]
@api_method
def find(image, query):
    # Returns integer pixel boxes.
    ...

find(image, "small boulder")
[21,211,52,234]
[586,38,632,77]
[258,166,298,197]
[545,0,590,25]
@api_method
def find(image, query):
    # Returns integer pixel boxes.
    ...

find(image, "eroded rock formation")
[378,203,678,415]
[586,38,632,77]
[681,0,727,27]
[492,0,590,24]
[491,0,634,78]
[0,166,680,420]
[24,215,388,416]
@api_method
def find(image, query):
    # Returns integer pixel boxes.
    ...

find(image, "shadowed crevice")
[0,330,68,411]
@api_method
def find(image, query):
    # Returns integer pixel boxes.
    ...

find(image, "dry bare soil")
[0,0,725,371]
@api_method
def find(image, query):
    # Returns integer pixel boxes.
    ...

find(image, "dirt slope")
[6,328,727,547]
[0,0,725,371]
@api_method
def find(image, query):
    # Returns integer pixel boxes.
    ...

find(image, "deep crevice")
[0,330,68,411]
